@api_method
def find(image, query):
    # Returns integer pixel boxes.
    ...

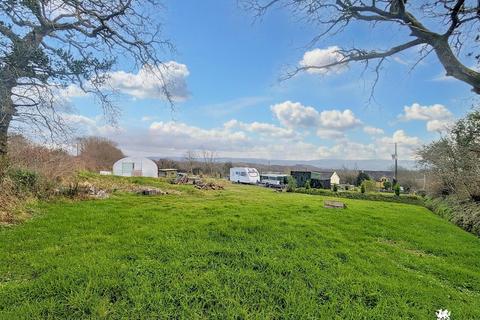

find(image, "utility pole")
[391,142,398,185]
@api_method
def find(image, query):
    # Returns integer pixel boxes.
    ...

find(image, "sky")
[59,0,477,161]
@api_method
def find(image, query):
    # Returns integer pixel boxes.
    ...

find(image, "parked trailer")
[229,167,260,184]
[260,173,289,188]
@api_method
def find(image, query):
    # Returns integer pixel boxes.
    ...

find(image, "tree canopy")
[0,0,173,156]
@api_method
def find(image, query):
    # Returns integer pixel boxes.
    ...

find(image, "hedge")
[424,196,480,237]
[294,187,425,206]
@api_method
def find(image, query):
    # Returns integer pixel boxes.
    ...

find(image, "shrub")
[383,181,392,190]
[286,176,297,192]
[305,180,311,189]
[360,184,366,194]
[416,190,427,197]
[394,184,401,197]
[333,184,338,192]
[7,168,39,194]
[425,196,480,236]
[355,171,370,186]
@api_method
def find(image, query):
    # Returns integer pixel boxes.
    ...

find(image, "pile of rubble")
[135,187,168,196]
[77,182,109,199]
[193,181,224,190]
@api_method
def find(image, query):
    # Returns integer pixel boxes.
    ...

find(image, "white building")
[112,157,158,178]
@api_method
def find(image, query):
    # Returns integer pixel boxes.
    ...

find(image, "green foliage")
[424,196,480,236]
[286,176,297,192]
[0,178,479,318]
[360,183,366,194]
[394,184,401,197]
[304,179,311,189]
[332,184,338,192]
[7,168,39,193]
[295,187,423,206]
[383,181,392,190]
[362,180,376,193]
[355,171,370,186]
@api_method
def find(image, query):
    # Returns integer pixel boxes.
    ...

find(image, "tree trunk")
[431,37,480,94]
[0,84,14,157]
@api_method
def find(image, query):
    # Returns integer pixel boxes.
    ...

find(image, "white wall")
[112,157,158,178]
[331,172,340,185]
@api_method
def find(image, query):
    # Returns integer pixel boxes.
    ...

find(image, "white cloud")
[148,121,249,151]
[318,109,362,129]
[426,119,452,132]
[62,113,123,136]
[400,103,453,121]
[316,129,345,139]
[224,119,297,139]
[375,130,422,159]
[58,85,87,101]
[270,101,319,128]
[107,61,189,101]
[363,126,384,136]
[271,101,361,130]
[270,101,361,139]
[399,102,454,133]
[299,46,348,75]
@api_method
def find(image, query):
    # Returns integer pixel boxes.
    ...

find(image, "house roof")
[313,171,335,180]
[363,170,394,181]
[291,170,335,180]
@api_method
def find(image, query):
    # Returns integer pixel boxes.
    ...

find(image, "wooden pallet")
[324,200,347,209]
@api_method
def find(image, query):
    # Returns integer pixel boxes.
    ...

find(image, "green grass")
[1,178,480,319]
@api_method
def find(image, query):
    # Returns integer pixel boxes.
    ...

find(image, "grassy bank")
[425,196,480,237]
[1,178,479,319]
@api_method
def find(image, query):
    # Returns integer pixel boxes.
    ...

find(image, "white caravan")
[230,167,260,184]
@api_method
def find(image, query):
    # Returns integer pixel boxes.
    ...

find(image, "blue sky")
[64,0,476,160]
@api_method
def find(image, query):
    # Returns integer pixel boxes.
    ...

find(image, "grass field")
[1,177,480,319]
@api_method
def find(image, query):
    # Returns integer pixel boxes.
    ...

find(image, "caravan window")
[240,172,247,176]
[247,169,258,177]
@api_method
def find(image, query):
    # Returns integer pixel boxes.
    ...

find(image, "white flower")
[436,309,451,320]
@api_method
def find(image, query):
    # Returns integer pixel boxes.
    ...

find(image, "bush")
[356,171,370,186]
[286,176,297,192]
[425,196,480,236]
[394,184,400,197]
[416,190,427,197]
[383,181,392,190]
[332,184,338,192]
[7,168,39,194]
[305,180,311,189]
[360,184,365,194]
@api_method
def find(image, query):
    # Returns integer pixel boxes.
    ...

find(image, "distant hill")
[148,156,417,171]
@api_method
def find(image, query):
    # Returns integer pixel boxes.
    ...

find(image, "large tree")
[0,0,173,156]
[418,109,480,200]
[244,0,480,94]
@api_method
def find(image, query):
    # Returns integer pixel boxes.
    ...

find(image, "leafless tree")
[184,150,198,174]
[0,0,174,157]
[77,136,124,171]
[202,149,217,176]
[243,0,480,95]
